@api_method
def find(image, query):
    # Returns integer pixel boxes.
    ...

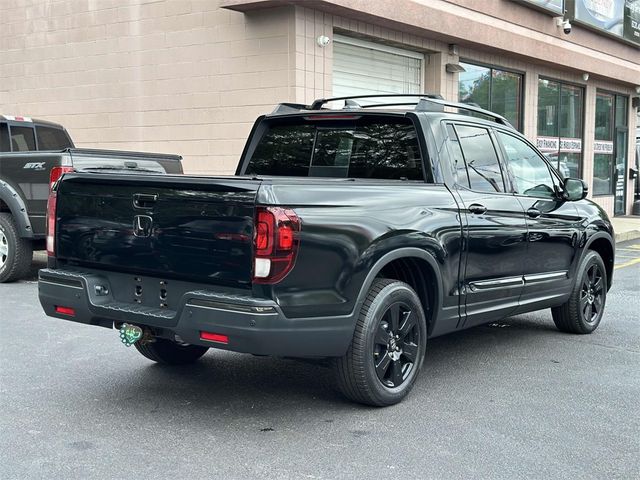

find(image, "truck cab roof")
[1,115,67,129]
[265,94,516,131]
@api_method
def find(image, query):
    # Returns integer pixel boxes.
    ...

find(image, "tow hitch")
[119,323,144,347]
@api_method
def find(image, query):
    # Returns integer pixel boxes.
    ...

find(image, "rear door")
[446,123,527,327]
[55,174,261,288]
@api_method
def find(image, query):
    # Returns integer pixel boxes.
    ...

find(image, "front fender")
[0,178,33,238]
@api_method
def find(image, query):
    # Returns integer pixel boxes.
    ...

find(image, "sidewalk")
[612,216,640,243]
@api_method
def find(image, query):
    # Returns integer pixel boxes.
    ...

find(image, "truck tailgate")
[55,173,260,287]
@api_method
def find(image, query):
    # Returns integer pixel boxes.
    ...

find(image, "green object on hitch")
[120,323,143,347]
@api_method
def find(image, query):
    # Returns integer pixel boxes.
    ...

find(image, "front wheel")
[0,213,33,283]
[552,250,607,334]
[135,338,209,365]
[333,279,427,407]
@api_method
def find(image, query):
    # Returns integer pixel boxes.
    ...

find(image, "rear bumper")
[38,268,355,357]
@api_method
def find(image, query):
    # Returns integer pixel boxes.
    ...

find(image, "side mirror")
[563,177,588,201]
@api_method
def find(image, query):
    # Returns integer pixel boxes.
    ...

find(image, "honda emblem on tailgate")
[133,215,153,237]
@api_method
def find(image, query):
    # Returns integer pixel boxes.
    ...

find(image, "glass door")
[614,95,628,216]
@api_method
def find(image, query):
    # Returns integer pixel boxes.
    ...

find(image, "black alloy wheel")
[373,301,421,388]
[580,263,604,324]
[334,278,427,406]
[552,250,607,334]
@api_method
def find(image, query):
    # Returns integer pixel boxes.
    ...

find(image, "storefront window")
[536,78,584,179]
[458,62,523,131]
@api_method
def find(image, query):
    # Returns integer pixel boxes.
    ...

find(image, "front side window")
[497,131,555,198]
[9,126,36,151]
[455,125,505,192]
[246,116,424,181]
[458,62,523,131]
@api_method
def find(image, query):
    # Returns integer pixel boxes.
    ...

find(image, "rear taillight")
[49,166,74,188]
[253,206,300,284]
[46,167,73,256]
[46,189,57,256]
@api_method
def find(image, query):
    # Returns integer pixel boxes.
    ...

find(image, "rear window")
[245,116,425,180]
[9,126,36,151]
[36,125,72,150]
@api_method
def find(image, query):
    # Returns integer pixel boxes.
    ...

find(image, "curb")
[615,230,640,243]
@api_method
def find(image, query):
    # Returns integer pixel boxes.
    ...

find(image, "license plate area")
[131,275,174,310]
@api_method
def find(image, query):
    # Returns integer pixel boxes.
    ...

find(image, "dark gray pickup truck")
[0,115,183,282]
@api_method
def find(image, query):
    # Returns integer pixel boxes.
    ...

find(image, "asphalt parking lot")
[1,243,639,480]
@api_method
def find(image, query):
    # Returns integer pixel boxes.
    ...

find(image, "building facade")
[1,0,638,216]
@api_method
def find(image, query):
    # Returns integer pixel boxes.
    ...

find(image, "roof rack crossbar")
[309,93,444,110]
[415,98,514,128]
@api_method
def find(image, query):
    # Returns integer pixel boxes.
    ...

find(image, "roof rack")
[415,97,514,128]
[309,93,443,110]
[271,94,515,129]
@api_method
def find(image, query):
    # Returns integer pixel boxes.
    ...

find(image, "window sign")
[594,140,615,154]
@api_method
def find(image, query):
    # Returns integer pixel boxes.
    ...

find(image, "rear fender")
[352,246,444,330]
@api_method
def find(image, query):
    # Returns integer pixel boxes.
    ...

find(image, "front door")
[495,130,582,312]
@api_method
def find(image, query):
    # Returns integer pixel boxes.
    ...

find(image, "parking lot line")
[614,258,640,270]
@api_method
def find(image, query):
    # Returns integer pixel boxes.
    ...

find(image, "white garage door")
[332,34,424,97]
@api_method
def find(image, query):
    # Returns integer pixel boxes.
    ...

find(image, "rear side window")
[454,124,505,192]
[10,126,36,151]
[0,123,9,152]
[36,126,72,150]
[246,116,425,181]
[445,124,470,187]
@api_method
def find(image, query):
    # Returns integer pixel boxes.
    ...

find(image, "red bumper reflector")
[200,331,229,344]
[55,306,75,316]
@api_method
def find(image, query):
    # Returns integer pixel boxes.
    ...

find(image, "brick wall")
[0,0,294,174]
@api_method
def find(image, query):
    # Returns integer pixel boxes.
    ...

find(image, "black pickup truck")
[0,115,183,282]
[38,95,615,406]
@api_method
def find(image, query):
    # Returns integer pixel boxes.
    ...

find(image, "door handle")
[133,193,158,209]
[526,208,541,218]
[468,203,487,215]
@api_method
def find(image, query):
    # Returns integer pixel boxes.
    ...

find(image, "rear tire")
[552,250,607,334]
[135,339,209,365]
[0,213,33,283]
[333,279,427,407]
